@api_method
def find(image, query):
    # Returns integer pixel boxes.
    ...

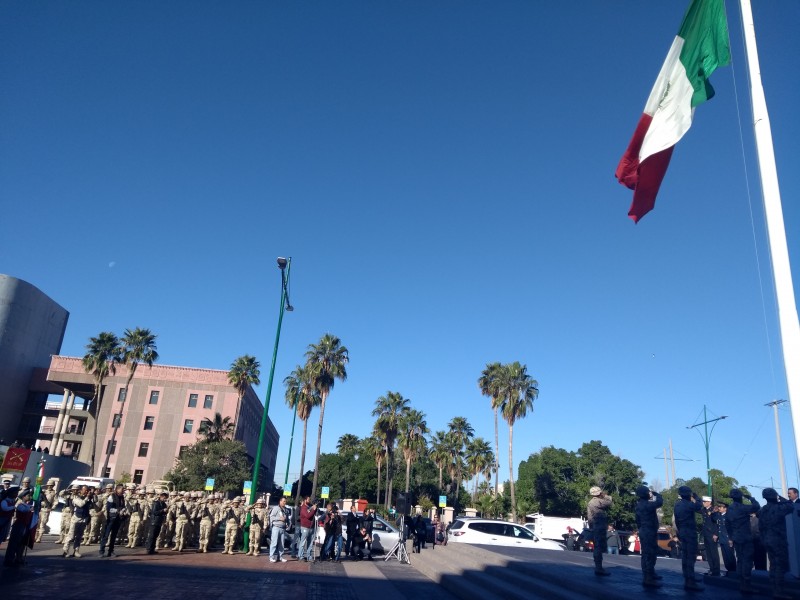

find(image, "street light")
[687,405,727,497]
[242,256,293,550]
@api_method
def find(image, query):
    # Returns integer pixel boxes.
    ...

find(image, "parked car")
[313,510,400,554]
[575,527,594,552]
[448,518,565,550]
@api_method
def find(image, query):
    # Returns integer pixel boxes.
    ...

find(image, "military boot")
[246,549,253,556]
[684,578,703,591]
[642,575,661,588]
[594,564,610,576]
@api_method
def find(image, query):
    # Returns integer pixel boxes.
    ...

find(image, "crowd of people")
[586,484,799,598]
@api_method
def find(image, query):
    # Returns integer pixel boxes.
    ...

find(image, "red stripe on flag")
[627,147,675,223]
[615,113,652,190]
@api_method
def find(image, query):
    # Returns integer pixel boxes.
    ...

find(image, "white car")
[448,518,565,550]
[313,510,401,554]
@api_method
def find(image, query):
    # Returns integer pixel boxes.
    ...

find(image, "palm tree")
[101,327,158,477]
[478,362,503,494]
[284,364,320,507]
[199,412,235,442]
[497,361,538,522]
[447,416,474,505]
[336,433,360,456]
[465,437,493,501]
[305,334,349,497]
[372,391,410,510]
[82,332,121,475]
[362,432,386,506]
[443,431,464,503]
[429,430,450,491]
[228,355,261,438]
[398,409,428,495]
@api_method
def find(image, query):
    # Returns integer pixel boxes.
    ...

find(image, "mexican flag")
[615,0,730,223]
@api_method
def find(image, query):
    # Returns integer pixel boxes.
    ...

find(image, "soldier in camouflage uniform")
[197,496,215,553]
[36,480,57,542]
[222,498,244,554]
[86,484,110,544]
[56,488,74,544]
[158,491,178,549]
[587,486,612,576]
[126,488,144,548]
[246,498,268,556]
[757,488,794,600]
[173,492,192,551]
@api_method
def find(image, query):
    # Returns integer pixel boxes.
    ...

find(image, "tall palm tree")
[478,362,503,494]
[429,430,450,491]
[82,332,121,475]
[444,431,465,503]
[372,391,410,510]
[497,361,538,522]
[398,409,428,495]
[198,412,235,442]
[336,433,360,456]
[101,327,158,477]
[447,416,474,504]
[228,355,261,439]
[465,437,493,501]
[306,334,349,497]
[362,432,386,506]
[284,364,320,507]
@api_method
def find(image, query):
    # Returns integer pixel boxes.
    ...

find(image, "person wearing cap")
[0,484,17,543]
[634,485,663,588]
[756,488,794,599]
[63,485,91,558]
[221,497,244,554]
[35,480,57,542]
[197,495,215,553]
[3,487,35,567]
[674,485,703,591]
[246,498,268,556]
[20,476,31,493]
[586,486,612,576]
[725,488,760,595]
[99,484,128,557]
[146,492,170,555]
[700,495,720,577]
[125,489,143,548]
[56,487,74,544]
[713,502,737,576]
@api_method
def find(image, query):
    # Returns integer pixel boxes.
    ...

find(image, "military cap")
[635,485,651,499]
[678,485,692,497]
[762,488,779,500]
[22,476,31,483]
[729,489,743,499]
[106,483,113,489]
[589,486,602,497]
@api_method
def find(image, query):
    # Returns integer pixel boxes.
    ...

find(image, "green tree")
[372,391,410,510]
[337,433,360,456]
[478,362,503,494]
[102,327,159,476]
[398,408,429,495]
[447,416,474,508]
[284,364,319,507]
[306,334,349,498]
[82,331,121,476]
[496,361,537,521]
[362,432,385,506]
[165,438,251,493]
[429,430,450,492]
[198,412,235,443]
[228,355,261,436]
[466,437,493,502]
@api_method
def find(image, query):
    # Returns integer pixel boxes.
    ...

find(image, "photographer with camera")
[321,502,343,561]
[63,485,91,558]
[297,496,317,562]
[99,484,128,557]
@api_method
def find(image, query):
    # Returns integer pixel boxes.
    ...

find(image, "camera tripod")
[384,515,410,564]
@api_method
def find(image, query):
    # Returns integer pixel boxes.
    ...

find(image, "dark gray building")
[0,274,69,445]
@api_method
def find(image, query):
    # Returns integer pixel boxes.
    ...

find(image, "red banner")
[1,447,32,472]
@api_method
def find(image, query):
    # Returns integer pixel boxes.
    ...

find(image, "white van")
[68,476,115,490]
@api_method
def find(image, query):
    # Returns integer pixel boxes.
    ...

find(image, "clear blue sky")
[2,1,799,496]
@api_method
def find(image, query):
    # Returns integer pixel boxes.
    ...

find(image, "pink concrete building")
[40,356,279,487]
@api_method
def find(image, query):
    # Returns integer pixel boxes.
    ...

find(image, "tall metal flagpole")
[738,0,800,460]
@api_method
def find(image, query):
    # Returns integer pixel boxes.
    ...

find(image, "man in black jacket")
[344,504,361,558]
[725,488,760,595]
[674,486,703,591]
[146,492,169,555]
[701,496,720,576]
[99,484,128,557]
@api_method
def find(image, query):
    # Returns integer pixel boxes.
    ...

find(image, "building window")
[118,388,127,402]
[112,413,122,427]
[203,395,214,409]
[138,442,149,457]
[144,416,155,431]
[149,390,160,405]
[133,469,144,484]
[106,439,117,455]
[183,419,194,434]
[103,467,111,478]
[179,445,188,457]
[188,393,198,408]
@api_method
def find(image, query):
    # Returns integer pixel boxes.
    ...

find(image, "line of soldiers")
[54,484,272,555]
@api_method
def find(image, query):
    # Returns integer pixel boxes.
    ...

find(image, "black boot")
[642,575,661,588]
[684,577,703,591]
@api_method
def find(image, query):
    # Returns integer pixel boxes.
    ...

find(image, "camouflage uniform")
[222,500,244,554]
[173,493,192,551]
[587,486,612,575]
[87,485,110,544]
[197,498,215,552]
[36,482,57,542]
[57,489,73,544]
[246,500,268,556]
[126,491,144,547]
[63,489,91,557]
[158,491,179,548]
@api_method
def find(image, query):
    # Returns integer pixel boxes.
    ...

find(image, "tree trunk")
[293,417,309,508]
[508,422,516,522]
[101,373,133,478]
[376,460,382,507]
[404,456,411,495]
[438,466,443,491]
[89,381,103,476]
[233,392,243,441]
[494,404,500,495]
[311,391,328,498]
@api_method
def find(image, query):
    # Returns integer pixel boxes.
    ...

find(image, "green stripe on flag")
[678,0,731,107]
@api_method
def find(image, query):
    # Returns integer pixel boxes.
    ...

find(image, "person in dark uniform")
[713,502,736,576]
[99,484,128,557]
[674,486,703,591]
[757,488,794,600]
[701,495,720,576]
[587,486,612,576]
[344,504,360,558]
[147,492,169,555]
[725,488,760,595]
[634,485,663,588]
[787,487,799,503]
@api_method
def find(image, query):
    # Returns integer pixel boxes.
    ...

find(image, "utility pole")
[765,399,789,498]
[688,405,728,497]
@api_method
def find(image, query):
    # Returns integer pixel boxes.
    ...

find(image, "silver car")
[314,510,400,554]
